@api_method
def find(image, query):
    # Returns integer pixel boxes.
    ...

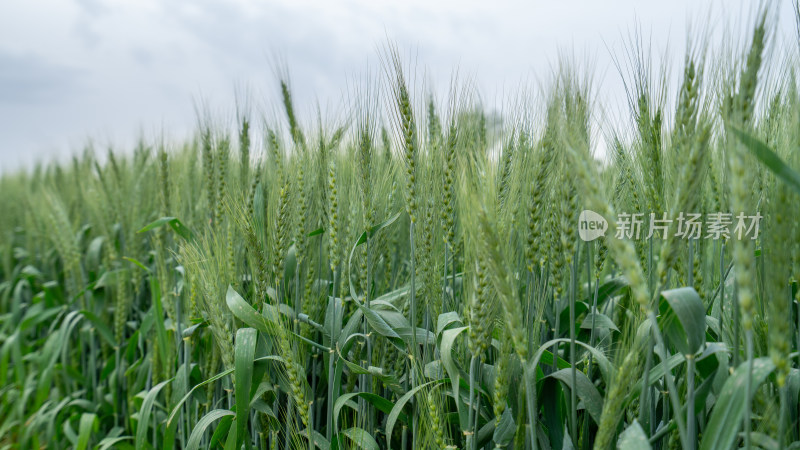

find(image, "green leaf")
[395,326,435,346]
[625,353,685,404]
[333,392,401,432]
[234,328,257,447]
[347,211,402,301]
[135,378,172,450]
[138,216,196,241]
[125,259,169,371]
[210,416,234,448]
[337,356,403,394]
[325,293,344,342]
[169,215,194,241]
[353,302,401,340]
[372,308,408,328]
[334,300,354,349]
[786,369,800,414]
[492,408,516,448]
[659,287,706,355]
[78,309,116,348]
[123,256,149,273]
[580,312,619,333]
[301,429,330,450]
[436,311,462,336]
[618,420,650,450]
[547,369,604,424]
[558,300,588,332]
[700,357,775,450]
[440,326,468,426]
[371,285,410,307]
[63,415,78,446]
[95,269,128,290]
[150,276,170,374]
[308,227,325,238]
[340,427,380,450]
[167,356,285,428]
[385,380,445,447]
[226,285,271,333]
[97,436,133,450]
[186,409,236,450]
[76,413,97,450]
[744,432,779,450]
[585,276,628,305]
[138,217,174,233]
[730,126,800,194]
[85,236,105,272]
[529,338,613,385]
[365,211,402,242]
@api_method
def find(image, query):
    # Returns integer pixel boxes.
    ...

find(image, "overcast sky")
[0,0,794,173]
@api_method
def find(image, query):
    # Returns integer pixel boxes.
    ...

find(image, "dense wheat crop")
[2,8,800,450]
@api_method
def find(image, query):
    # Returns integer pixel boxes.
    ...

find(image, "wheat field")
[2,7,800,450]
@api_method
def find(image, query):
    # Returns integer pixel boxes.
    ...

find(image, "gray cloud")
[0,50,83,104]
[73,0,109,17]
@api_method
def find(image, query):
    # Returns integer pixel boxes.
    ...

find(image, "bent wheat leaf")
[186,409,235,450]
[333,392,401,432]
[659,287,705,356]
[76,412,97,450]
[135,379,173,450]
[700,357,775,450]
[548,369,604,423]
[340,427,380,450]
[226,285,271,333]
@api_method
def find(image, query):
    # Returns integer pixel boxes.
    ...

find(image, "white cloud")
[0,0,794,172]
